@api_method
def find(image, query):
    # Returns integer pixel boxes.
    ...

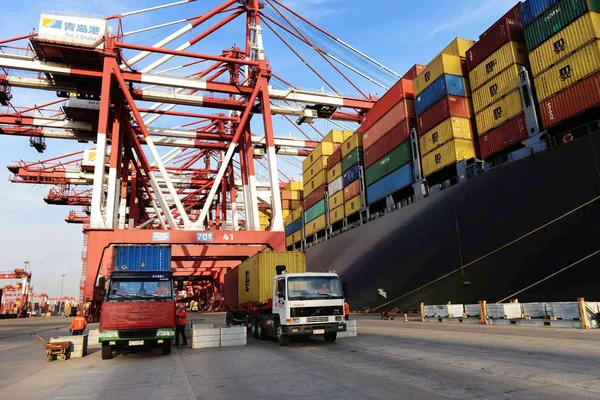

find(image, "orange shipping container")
[343,180,361,202]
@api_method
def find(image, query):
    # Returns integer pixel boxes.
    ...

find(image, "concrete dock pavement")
[0,313,599,399]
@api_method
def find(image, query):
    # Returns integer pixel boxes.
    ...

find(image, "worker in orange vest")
[174,304,187,346]
[69,311,88,335]
[344,301,350,320]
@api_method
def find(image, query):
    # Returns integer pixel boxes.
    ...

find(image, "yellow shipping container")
[472,64,523,114]
[291,200,303,210]
[302,157,328,183]
[442,38,476,57]
[287,191,302,201]
[345,194,362,217]
[341,132,363,158]
[302,141,335,171]
[469,42,528,91]
[237,251,306,305]
[414,54,465,96]
[323,129,353,144]
[284,206,303,225]
[475,89,523,135]
[529,12,600,77]
[421,139,476,177]
[327,162,342,183]
[419,117,473,156]
[330,204,345,224]
[286,231,303,247]
[328,190,344,211]
[283,181,302,192]
[534,40,600,102]
[282,209,291,220]
[305,214,327,236]
[303,171,326,196]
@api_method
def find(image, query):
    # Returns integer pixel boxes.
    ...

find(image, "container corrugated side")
[284,206,303,225]
[539,70,600,128]
[341,148,363,172]
[365,141,412,186]
[472,64,523,113]
[421,139,477,177]
[363,116,411,151]
[113,245,171,271]
[403,64,427,80]
[302,141,335,171]
[327,162,342,183]
[285,231,303,247]
[475,89,524,134]
[525,0,600,51]
[304,199,326,223]
[441,38,476,57]
[467,18,525,71]
[414,54,465,96]
[419,117,474,155]
[366,163,413,205]
[301,156,327,183]
[330,204,345,224]
[469,42,529,90]
[327,176,343,195]
[362,99,414,148]
[364,120,412,167]
[417,95,472,134]
[360,78,416,133]
[224,269,238,308]
[343,180,361,202]
[284,218,303,236]
[529,12,600,77]
[283,181,302,192]
[326,147,342,170]
[341,132,363,158]
[237,251,306,305]
[479,113,529,159]
[329,190,344,211]
[305,214,327,236]
[521,0,557,27]
[534,39,600,102]
[344,194,362,217]
[342,163,361,187]
[303,184,326,210]
[322,129,353,144]
[303,170,326,196]
[415,74,468,115]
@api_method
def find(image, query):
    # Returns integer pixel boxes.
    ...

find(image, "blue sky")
[0,0,519,298]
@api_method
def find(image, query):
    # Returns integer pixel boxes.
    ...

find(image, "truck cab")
[99,270,175,359]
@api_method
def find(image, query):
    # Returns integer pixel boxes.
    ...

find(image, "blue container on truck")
[113,245,171,271]
[415,74,467,115]
[367,163,413,205]
[520,0,557,27]
[285,218,303,236]
[342,163,361,187]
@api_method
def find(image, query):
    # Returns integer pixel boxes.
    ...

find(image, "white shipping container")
[328,176,343,195]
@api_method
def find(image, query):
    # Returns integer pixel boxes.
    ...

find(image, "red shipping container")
[539,71,600,129]
[416,96,471,135]
[303,184,326,210]
[326,147,343,170]
[480,2,522,38]
[364,119,412,167]
[224,269,238,308]
[363,99,415,149]
[402,64,426,81]
[479,113,528,159]
[466,18,524,71]
[360,78,419,133]
[343,180,361,202]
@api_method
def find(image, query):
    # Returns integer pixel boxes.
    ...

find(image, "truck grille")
[307,316,329,323]
[118,329,157,339]
[291,306,343,317]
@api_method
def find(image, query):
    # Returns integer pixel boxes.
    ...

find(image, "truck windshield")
[287,276,343,300]
[107,279,173,301]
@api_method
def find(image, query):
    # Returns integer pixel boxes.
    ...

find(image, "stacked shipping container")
[523,0,600,129]
[327,147,345,225]
[414,38,478,177]
[341,131,364,218]
[363,64,423,206]
[467,3,531,159]
[283,181,303,247]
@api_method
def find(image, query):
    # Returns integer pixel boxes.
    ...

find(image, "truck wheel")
[162,340,172,355]
[226,312,232,327]
[324,332,337,342]
[276,324,289,346]
[257,319,268,341]
[101,343,113,360]
[251,317,259,339]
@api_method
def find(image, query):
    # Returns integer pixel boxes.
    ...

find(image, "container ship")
[283,0,600,310]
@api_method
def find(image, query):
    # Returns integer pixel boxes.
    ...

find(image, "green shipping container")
[304,199,326,223]
[525,0,600,52]
[365,141,412,186]
[342,147,364,172]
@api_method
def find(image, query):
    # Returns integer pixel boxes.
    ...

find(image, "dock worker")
[69,311,88,335]
[153,281,170,297]
[174,304,188,346]
[344,301,350,320]
[319,282,331,294]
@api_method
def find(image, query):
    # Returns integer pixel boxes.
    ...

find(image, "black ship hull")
[305,131,600,310]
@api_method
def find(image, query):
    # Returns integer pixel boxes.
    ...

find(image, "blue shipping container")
[520,0,557,27]
[342,163,361,187]
[113,245,171,271]
[285,217,303,236]
[415,74,466,115]
[367,163,413,205]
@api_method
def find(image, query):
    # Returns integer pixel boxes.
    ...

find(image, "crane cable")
[372,194,600,311]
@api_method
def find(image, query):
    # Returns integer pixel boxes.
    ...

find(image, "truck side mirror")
[342,281,348,297]
[277,280,285,298]
[177,278,184,291]
[98,276,106,296]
